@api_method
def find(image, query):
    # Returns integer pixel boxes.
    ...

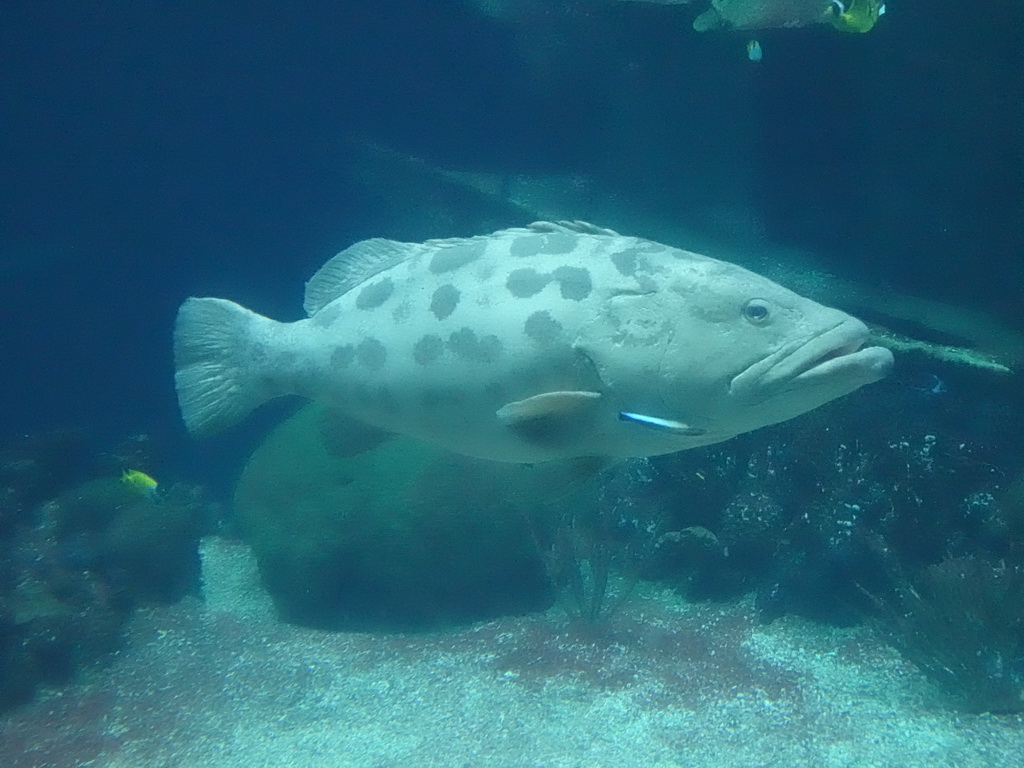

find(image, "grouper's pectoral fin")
[618,411,707,436]
[497,391,602,422]
[496,390,602,447]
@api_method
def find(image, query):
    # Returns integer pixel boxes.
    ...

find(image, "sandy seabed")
[3,585,1022,768]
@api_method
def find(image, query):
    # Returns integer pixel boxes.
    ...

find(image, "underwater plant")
[530,459,674,624]
[533,503,638,624]
[858,547,1024,713]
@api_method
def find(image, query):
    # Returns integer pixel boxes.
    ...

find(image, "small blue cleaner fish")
[121,469,159,499]
[746,40,763,62]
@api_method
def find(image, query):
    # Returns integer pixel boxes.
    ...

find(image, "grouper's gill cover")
[173,221,894,463]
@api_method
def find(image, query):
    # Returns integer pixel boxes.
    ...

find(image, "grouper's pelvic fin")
[496,390,602,424]
[173,297,280,437]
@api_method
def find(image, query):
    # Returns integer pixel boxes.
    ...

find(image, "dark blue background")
[1,0,1020,491]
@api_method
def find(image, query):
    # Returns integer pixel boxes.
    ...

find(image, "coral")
[643,338,1024,619]
[101,483,204,602]
[49,478,204,602]
[0,432,206,713]
[0,430,95,536]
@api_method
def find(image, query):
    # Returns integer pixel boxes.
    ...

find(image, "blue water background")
[0,0,1020,491]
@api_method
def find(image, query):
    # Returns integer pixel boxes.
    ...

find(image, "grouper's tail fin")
[173,297,280,437]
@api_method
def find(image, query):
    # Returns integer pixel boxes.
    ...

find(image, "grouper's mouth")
[730,319,894,400]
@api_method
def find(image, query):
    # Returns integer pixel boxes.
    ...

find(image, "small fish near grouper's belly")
[173,221,893,463]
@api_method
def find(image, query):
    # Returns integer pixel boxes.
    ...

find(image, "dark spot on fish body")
[429,284,461,320]
[413,334,445,365]
[635,274,659,294]
[392,300,412,323]
[448,327,503,363]
[506,268,550,298]
[541,232,579,254]
[312,303,343,328]
[356,338,387,369]
[509,235,545,258]
[331,344,355,368]
[610,248,640,276]
[429,240,486,273]
[355,277,394,310]
[552,266,592,301]
[510,233,580,259]
[524,310,564,345]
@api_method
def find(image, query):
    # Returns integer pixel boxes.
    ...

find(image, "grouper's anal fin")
[496,390,602,447]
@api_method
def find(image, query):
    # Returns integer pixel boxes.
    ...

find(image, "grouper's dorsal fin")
[304,238,421,316]
[421,222,620,248]
[525,220,621,237]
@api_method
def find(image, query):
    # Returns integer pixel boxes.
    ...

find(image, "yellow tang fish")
[121,469,159,499]
[828,0,886,34]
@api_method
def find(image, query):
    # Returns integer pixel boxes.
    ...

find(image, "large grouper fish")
[174,221,893,463]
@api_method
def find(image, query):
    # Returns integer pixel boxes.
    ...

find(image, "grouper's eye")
[742,299,771,324]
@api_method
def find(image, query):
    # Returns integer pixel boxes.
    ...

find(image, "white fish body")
[174,221,893,463]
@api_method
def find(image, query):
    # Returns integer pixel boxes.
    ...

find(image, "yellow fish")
[828,0,885,34]
[121,469,159,499]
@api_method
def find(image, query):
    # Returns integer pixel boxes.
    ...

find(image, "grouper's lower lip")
[786,318,894,387]
[792,344,894,386]
[730,318,892,402]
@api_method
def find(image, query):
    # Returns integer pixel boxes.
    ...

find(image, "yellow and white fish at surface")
[828,0,886,33]
[173,221,893,464]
